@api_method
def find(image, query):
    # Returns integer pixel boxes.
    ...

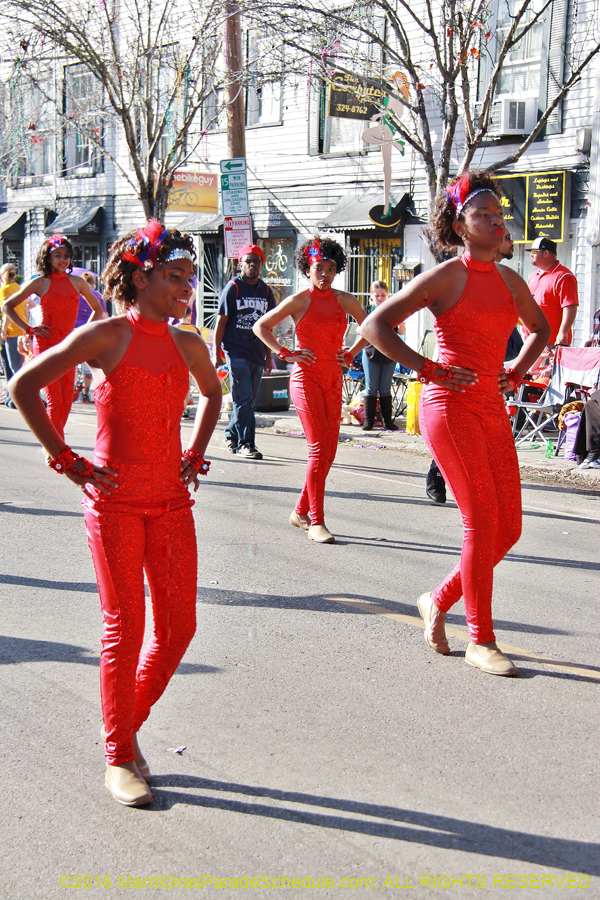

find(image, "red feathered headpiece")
[122,219,169,269]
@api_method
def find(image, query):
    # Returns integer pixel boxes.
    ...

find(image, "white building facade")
[1,0,599,350]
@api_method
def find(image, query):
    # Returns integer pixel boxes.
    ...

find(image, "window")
[1,77,54,179]
[72,242,100,274]
[63,64,103,175]
[478,0,568,135]
[245,31,282,127]
[495,0,545,96]
[202,74,226,133]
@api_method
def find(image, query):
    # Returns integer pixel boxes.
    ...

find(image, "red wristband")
[344,349,355,368]
[183,449,210,475]
[418,359,453,384]
[277,348,292,360]
[25,326,36,337]
[505,368,523,391]
[48,446,79,473]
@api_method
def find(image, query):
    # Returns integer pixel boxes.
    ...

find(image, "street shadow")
[522,481,600,499]
[144,775,599,875]
[0,505,83,517]
[0,634,222,675]
[0,573,97,591]
[0,634,98,666]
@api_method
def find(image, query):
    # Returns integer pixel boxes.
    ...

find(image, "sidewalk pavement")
[33,396,600,490]
[256,407,600,490]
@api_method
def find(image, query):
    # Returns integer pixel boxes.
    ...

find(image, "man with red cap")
[212,245,275,459]
[526,237,579,347]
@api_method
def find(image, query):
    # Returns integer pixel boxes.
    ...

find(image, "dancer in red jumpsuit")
[2,235,104,439]
[254,237,366,543]
[360,172,550,676]
[9,221,222,804]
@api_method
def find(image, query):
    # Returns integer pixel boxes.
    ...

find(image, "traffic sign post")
[220,158,249,217]
[220,158,247,173]
[224,216,253,259]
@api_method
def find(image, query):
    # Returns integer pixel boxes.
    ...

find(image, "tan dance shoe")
[289,511,311,532]
[417,592,450,655]
[465,642,518,677]
[307,524,335,543]
[102,725,152,783]
[105,762,152,806]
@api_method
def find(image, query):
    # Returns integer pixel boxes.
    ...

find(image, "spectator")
[361,280,405,431]
[212,245,275,460]
[75,272,107,403]
[525,237,578,347]
[0,263,35,388]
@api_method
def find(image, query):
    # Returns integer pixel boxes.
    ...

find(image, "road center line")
[324,596,600,681]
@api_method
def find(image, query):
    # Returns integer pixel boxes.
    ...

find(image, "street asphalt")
[0,402,598,900]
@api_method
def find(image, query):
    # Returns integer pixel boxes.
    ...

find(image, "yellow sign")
[164,171,218,212]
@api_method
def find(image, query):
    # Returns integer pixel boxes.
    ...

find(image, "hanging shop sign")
[162,171,218,213]
[328,73,386,120]
[224,215,252,259]
[497,171,568,243]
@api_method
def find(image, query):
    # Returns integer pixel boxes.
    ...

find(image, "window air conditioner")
[473,97,537,137]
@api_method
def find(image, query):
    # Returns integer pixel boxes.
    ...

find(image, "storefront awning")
[318,192,407,230]
[0,210,26,241]
[176,212,222,234]
[45,204,103,237]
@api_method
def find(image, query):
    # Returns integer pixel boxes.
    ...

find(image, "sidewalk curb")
[265,415,600,489]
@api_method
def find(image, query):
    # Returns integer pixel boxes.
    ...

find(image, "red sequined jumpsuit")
[33,273,80,440]
[419,253,521,644]
[83,308,197,766]
[290,287,347,525]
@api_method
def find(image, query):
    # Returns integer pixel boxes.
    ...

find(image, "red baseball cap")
[238,244,265,262]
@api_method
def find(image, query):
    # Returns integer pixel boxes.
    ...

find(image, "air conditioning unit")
[473,97,537,137]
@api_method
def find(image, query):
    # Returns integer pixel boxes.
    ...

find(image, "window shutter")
[542,0,568,135]
[307,77,323,155]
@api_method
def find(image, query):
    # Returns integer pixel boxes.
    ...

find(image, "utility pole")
[223,0,246,160]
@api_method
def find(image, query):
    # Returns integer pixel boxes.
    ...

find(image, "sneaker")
[181,408,190,419]
[425,468,446,503]
[579,450,600,469]
[224,437,238,454]
[80,391,92,404]
[237,444,263,460]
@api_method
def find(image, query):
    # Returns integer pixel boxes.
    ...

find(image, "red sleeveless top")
[294,287,347,371]
[40,273,80,339]
[85,308,191,515]
[426,252,518,414]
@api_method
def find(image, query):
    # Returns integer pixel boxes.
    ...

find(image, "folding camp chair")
[510,347,600,449]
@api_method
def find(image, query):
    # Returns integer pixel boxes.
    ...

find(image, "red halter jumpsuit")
[33,273,80,440]
[419,253,521,644]
[83,308,197,766]
[290,287,347,525]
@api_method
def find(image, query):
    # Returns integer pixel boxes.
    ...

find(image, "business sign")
[224,215,252,259]
[163,171,218,213]
[328,73,386,120]
[497,171,568,243]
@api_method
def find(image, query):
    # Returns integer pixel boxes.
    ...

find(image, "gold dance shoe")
[289,511,311,531]
[102,725,152,783]
[105,762,152,807]
[307,524,335,543]
[417,592,450,655]
[465,642,518,677]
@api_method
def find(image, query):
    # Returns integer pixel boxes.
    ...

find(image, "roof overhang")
[45,204,103,237]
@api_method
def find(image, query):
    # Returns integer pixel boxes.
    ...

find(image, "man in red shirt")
[526,237,578,346]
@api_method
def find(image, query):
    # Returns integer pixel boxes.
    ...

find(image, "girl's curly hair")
[429,171,503,253]
[295,236,347,277]
[36,237,74,276]
[102,225,196,310]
